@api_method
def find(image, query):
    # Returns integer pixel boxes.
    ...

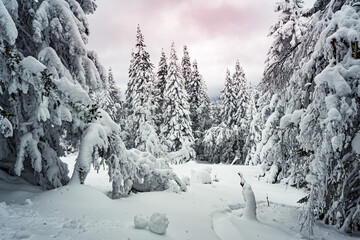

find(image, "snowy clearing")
[0,154,356,240]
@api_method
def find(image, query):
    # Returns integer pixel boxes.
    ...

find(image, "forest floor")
[0,154,356,240]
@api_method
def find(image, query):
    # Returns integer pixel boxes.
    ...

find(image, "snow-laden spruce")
[160,42,195,164]
[71,109,186,198]
[0,1,185,198]
[261,0,305,92]
[95,67,123,123]
[188,60,211,161]
[203,61,251,164]
[251,0,360,234]
[124,25,165,158]
[153,49,168,130]
[181,45,192,97]
[0,0,107,188]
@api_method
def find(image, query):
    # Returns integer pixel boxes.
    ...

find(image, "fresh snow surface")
[0,154,356,240]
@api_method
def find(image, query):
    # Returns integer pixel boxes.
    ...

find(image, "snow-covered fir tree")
[262,0,305,92]
[188,60,211,161]
[233,61,251,163]
[252,0,360,234]
[296,1,360,234]
[181,45,192,96]
[206,61,250,164]
[123,25,164,157]
[209,98,223,127]
[0,0,109,189]
[220,68,238,127]
[125,26,154,113]
[188,60,211,133]
[161,42,195,164]
[243,87,260,165]
[202,122,238,164]
[96,67,123,123]
[0,1,183,199]
[153,49,168,130]
[203,62,249,164]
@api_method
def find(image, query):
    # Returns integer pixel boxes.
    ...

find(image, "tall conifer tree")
[161,42,195,163]
[181,45,192,95]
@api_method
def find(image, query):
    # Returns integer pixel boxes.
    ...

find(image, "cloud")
[87,0,314,98]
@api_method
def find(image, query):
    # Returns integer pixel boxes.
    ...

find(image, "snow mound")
[148,213,169,235]
[13,230,32,239]
[191,169,212,184]
[181,176,191,186]
[134,215,149,229]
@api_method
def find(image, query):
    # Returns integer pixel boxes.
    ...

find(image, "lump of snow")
[181,176,190,186]
[280,110,304,129]
[291,109,304,125]
[314,65,351,97]
[0,1,18,45]
[20,56,46,74]
[53,77,90,105]
[13,230,31,239]
[148,213,169,235]
[22,199,32,206]
[191,169,212,184]
[325,95,339,110]
[238,172,257,220]
[134,215,149,229]
[280,114,292,129]
[352,132,360,154]
[331,134,345,152]
[63,219,79,229]
[0,117,13,138]
[327,108,342,121]
[265,164,279,184]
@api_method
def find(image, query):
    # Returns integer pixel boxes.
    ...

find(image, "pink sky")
[87,0,314,99]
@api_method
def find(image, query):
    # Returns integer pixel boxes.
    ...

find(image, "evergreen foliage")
[181,45,192,96]
[0,0,110,189]
[188,60,211,161]
[96,67,123,123]
[262,0,305,92]
[249,0,360,234]
[124,25,163,157]
[161,42,195,163]
[153,49,168,129]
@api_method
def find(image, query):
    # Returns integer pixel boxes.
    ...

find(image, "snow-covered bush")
[70,110,186,198]
[191,168,212,184]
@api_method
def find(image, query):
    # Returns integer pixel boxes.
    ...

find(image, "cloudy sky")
[87,0,314,99]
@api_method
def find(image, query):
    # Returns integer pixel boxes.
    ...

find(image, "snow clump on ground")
[149,213,169,235]
[134,215,149,229]
[134,213,169,235]
[191,167,212,184]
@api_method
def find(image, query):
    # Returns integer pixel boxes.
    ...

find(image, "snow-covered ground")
[0,154,356,240]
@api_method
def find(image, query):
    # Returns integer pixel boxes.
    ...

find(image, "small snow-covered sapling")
[238,172,257,220]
